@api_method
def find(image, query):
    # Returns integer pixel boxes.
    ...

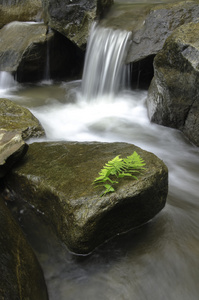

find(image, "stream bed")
[1,80,199,300]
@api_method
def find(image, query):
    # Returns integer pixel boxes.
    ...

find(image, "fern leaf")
[93,151,146,196]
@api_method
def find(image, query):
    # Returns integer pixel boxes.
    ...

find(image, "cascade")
[0,71,17,90]
[81,23,132,101]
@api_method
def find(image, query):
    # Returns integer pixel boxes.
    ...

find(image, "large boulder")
[147,22,199,147]
[41,0,114,49]
[0,21,82,82]
[0,98,45,139]
[101,1,199,87]
[2,141,168,254]
[0,129,28,178]
[126,0,199,63]
[0,0,43,28]
[0,196,48,300]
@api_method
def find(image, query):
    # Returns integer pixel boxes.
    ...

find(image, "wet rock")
[0,98,45,139]
[147,22,199,147]
[0,0,43,28]
[126,1,199,63]
[3,141,168,254]
[0,196,48,300]
[0,21,83,82]
[42,0,113,49]
[0,129,28,178]
[102,1,199,87]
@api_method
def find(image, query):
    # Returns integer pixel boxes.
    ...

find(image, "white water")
[0,71,17,91]
[82,24,132,100]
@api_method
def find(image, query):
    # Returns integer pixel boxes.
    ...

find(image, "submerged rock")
[0,196,48,300]
[147,22,199,147]
[0,129,28,178]
[0,98,45,140]
[2,141,168,254]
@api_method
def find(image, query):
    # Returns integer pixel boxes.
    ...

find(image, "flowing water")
[1,21,199,300]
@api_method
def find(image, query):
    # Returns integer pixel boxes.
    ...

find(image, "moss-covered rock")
[147,22,199,146]
[0,98,45,140]
[2,141,168,254]
[0,196,48,300]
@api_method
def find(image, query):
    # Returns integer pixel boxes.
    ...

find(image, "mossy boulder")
[0,196,48,300]
[0,98,45,140]
[147,22,199,146]
[2,141,168,254]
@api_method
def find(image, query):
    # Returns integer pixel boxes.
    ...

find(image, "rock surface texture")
[0,0,43,28]
[3,141,168,254]
[147,22,199,146]
[0,98,45,140]
[41,0,114,49]
[0,196,48,300]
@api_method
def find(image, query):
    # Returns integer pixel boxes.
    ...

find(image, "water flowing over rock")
[2,141,168,254]
[41,0,114,49]
[81,24,131,100]
[147,22,199,147]
[0,196,48,300]
[100,1,199,86]
[0,98,45,139]
[0,129,28,178]
[0,0,43,28]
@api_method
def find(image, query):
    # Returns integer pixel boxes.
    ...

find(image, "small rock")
[0,129,28,178]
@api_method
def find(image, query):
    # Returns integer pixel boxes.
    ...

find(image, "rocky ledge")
[2,141,168,255]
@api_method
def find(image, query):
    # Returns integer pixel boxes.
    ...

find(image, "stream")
[1,2,199,299]
[1,75,199,300]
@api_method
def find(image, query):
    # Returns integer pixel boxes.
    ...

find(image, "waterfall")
[0,71,17,90]
[81,24,132,101]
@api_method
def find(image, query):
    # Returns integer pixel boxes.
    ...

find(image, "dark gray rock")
[0,98,45,139]
[0,196,48,300]
[147,22,199,147]
[41,0,113,49]
[126,1,199,63]
[2,141,168,254]
[0,129,28,178]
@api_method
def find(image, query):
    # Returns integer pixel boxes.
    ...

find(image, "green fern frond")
[93,151,146,196]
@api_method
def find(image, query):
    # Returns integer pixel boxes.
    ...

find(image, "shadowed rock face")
[0,98,45,139]
[147,22,199,147]
[2,141,168,254]
[0,196,48,300]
